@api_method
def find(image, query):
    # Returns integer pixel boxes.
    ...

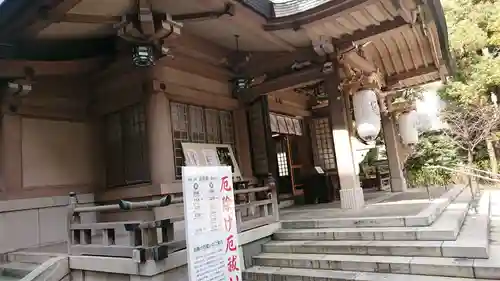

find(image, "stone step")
[0,276,19,281]
[0,262,38,279]
[7,252,58,264]
[253,250,500,279]
[264,191,491,259]
[263,240,444,258]
[273,190,471,241]
[281,185,465,229]
[442,191,490,259]
[243,266,497,281]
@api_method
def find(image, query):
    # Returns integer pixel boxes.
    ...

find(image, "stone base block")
[340,188,365,210]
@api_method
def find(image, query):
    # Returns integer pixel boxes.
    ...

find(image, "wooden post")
[268,174,279,222]
[381,114,408,192]
[325,60,364,210]
[67,192,79,254]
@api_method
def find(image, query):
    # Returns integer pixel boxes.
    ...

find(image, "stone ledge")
[274,189,471,241]
[243,266,498,281]
[252,250,500,279]
[281,185,465,229]
[0,193,94,213]
[8,251,62,264]
[263,240,443,258]
[442,191,490,259]
[405,185,465,227]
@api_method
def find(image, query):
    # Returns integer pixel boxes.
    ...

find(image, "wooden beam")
[336,17,408,48]
[243,17,408,77]
[59,13,230,66]
[244,48,320,76]
[386,64,438,87]
[264,0,375,31]
[63,13,121,24]
[156,54,232,82]
[242,66,324,104]
[198,0,295,51]
[0,0,49,40]
[23,0,84,37]
[0,57,109,78]
[168,32,231,66]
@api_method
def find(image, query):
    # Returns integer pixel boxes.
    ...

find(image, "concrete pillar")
[381,114,407,192]
[325,73,365,210]
[147,91,175,185]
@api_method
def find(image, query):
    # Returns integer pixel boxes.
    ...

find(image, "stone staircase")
[0,252,68,281]
[0,262,39,281]
[244,187,500,281]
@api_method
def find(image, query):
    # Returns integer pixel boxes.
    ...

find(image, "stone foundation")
[340,188,365,210]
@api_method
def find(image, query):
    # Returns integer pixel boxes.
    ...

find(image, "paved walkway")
[280,187,447,220]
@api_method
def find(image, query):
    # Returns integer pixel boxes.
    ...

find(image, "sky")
[416,81,446,131]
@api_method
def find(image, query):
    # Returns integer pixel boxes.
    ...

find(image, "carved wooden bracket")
[379,94,416,116]
[116,0,183,48]
[341,70,385,94]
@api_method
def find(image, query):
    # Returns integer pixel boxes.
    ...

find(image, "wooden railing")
[67,186,279,263]
[234,186,279,232]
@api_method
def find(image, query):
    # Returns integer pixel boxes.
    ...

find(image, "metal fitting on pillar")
[267,173,276,191]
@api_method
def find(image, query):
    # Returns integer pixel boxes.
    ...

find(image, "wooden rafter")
[199,0,295,51]
[62,13,121,24]
[23,0,84,37]
[243,48,320,76]
[336,16,407,48]
[168,32,230,66]
[264,0,378,31]
[385,64,437,87]
[0,57,109,77]
[243,17,408,77]
[241,66,325,103]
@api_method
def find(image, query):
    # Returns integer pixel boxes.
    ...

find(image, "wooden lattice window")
[189,105,205,143]
[220,111,235,145]
[170,102,235,179]
[205,109,221,144]
[311,118,336,170]
[104,103,150,188]
[171,103,189,180]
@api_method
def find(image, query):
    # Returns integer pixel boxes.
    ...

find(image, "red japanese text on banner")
[182,166,241,281]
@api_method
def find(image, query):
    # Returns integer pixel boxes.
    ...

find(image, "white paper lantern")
[398,110,419,145]
[352,89,381,142]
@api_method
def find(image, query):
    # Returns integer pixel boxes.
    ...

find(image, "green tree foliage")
[440,0,500,104]
[406,133,461,187]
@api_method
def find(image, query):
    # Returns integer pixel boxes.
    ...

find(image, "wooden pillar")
[2,114,23,194]
[233,108,253,179]
[325,67,364,210]
[381,114,407,192]
[147,85,175,185]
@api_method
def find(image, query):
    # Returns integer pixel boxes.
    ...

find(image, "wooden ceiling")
[0,0,451,89]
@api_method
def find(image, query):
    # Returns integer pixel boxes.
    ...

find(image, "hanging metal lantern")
[352,89,381,142]
[232,77,249,92]
[132,45,155,67]
[398,110,419,145]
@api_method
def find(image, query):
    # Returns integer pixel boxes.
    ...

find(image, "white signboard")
[183,166,242,281]
[314,166,325,174]
[181,143,243,181]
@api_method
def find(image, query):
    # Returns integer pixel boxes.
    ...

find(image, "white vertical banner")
[182,166,242,281]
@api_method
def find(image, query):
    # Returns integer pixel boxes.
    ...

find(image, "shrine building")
[0,0,456,280]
